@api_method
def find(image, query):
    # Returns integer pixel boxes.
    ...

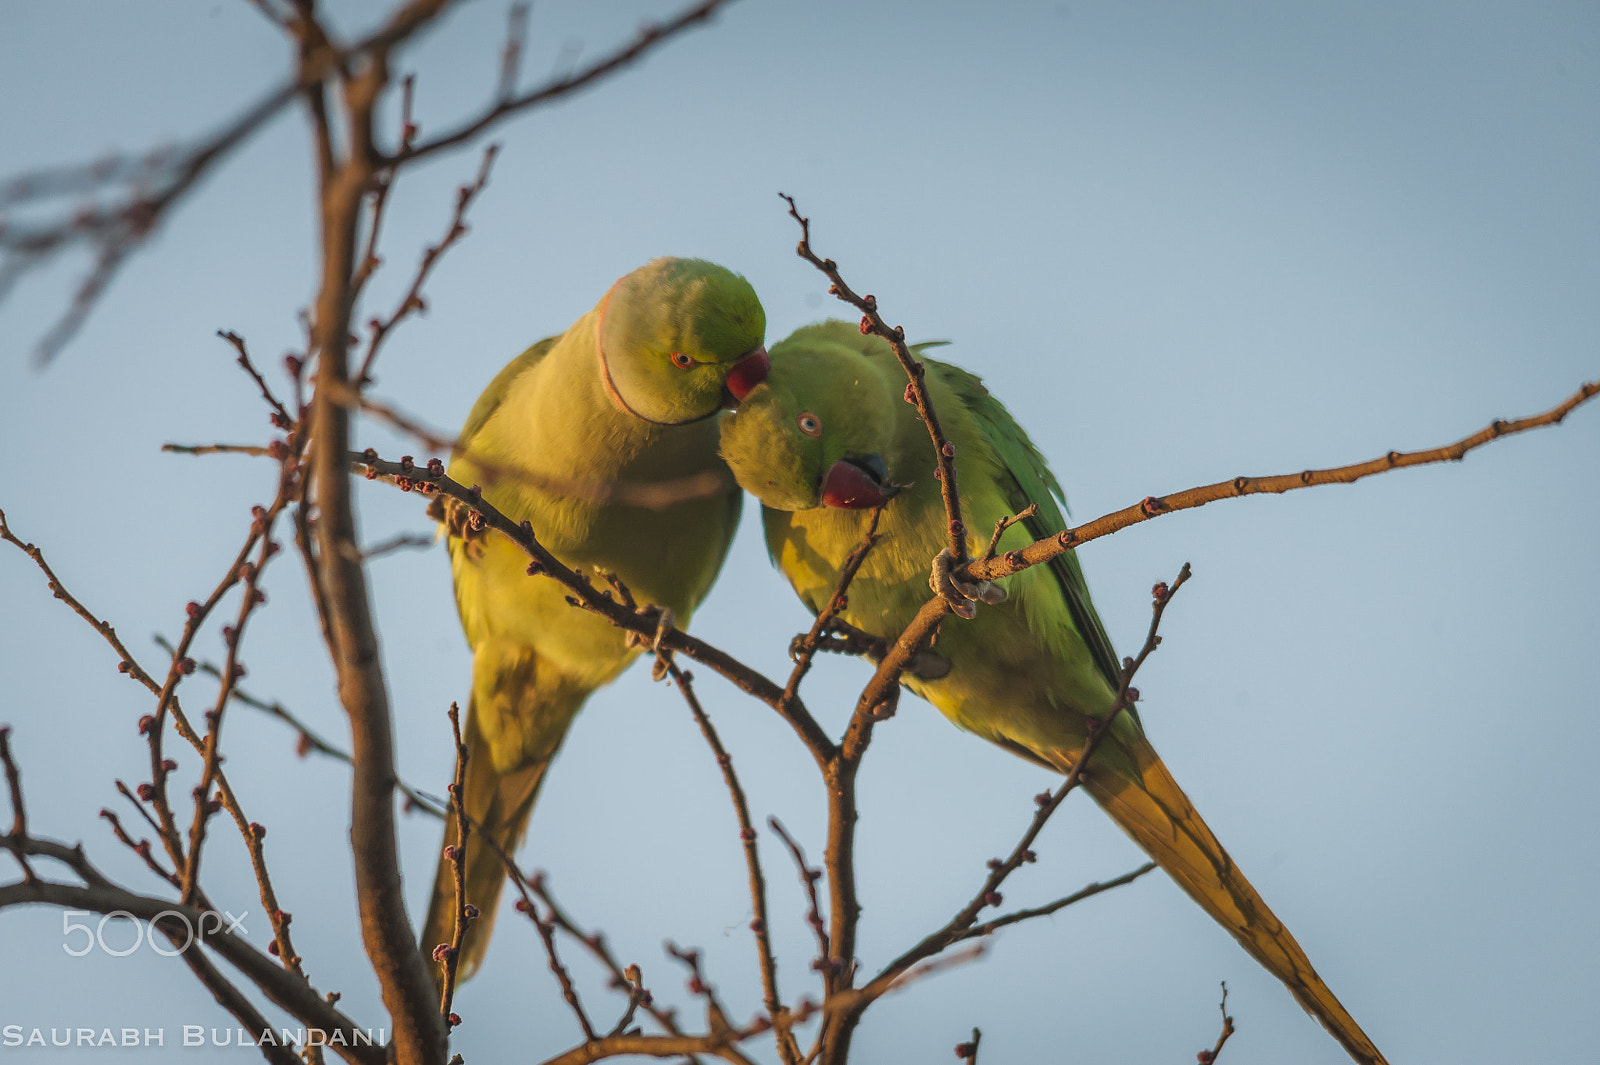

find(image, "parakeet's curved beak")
[822,453,899,509]
[722,347,770,408]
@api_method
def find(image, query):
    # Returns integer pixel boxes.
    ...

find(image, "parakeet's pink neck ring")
[595,284,721,428]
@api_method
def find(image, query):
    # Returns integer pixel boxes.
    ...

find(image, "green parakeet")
[717,320,1386,1065]
[420,258,768,980]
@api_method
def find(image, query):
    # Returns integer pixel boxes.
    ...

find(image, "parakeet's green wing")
[937,361,1123,691]
[458,335,560,451]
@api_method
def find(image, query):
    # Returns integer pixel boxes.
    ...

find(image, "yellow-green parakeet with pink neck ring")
[421,258,769,980]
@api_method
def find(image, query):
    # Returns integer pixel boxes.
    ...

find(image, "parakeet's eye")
[797,412,822,437]
[669,352,698,369]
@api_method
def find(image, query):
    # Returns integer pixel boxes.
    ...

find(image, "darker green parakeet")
[421,258,768,980]
[717,320,1386,1065]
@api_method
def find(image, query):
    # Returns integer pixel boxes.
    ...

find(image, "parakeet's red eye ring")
[669,352,697,369]
[797,412,822,437]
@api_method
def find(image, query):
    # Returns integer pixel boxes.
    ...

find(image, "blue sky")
[1,3,1597,1063]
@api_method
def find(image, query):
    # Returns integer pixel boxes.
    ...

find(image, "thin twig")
[178,499,287,907]
[949,862,1157,943]
[217,329,292,427]
[162,442,275,457]
[665,661,796,1064]
[389,0,736,168]
[1197,982,1236,1064]
[768,818,831,985]
[605,964,652,1039]
[349,73,416,303]
[436,704,472,1026]
[0,729,36,884]
[979,504,1037,562]
[98,806,180,888]
[529,896,601,1043]
[666,942,738,1038]
[355,143,499,388]
[114,780,171,846]
[782,507,883,709]
[361,532,435,561]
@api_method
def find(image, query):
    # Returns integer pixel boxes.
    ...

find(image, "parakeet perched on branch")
[421,258,768,980]
[717,319,1387,1065]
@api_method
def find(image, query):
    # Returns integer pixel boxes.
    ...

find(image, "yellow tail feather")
[1083,735,1388,1065]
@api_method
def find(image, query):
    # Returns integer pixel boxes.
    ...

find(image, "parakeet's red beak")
[822,454,899,509]
[722,347,770,408]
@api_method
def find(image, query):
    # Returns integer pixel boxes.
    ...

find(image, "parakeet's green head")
[597,258,769,425]
[719,321,902,511]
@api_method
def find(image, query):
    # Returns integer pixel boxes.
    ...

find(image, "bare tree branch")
[0,0,460,362]
[963,379,1600,585]
[388,0,737,169]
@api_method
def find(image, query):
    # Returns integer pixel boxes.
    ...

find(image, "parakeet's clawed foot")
[637,606,675,681]
[625,606,676,650]
[428,493,492,561]
[789,618,893,663]
[864,685,899,720]
[905,648,951,680]
[650,607,676,653]
[928,548,1006,619]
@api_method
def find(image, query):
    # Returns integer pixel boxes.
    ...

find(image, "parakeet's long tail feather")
[420,704,550,985]
[1083,734,1388,1065]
